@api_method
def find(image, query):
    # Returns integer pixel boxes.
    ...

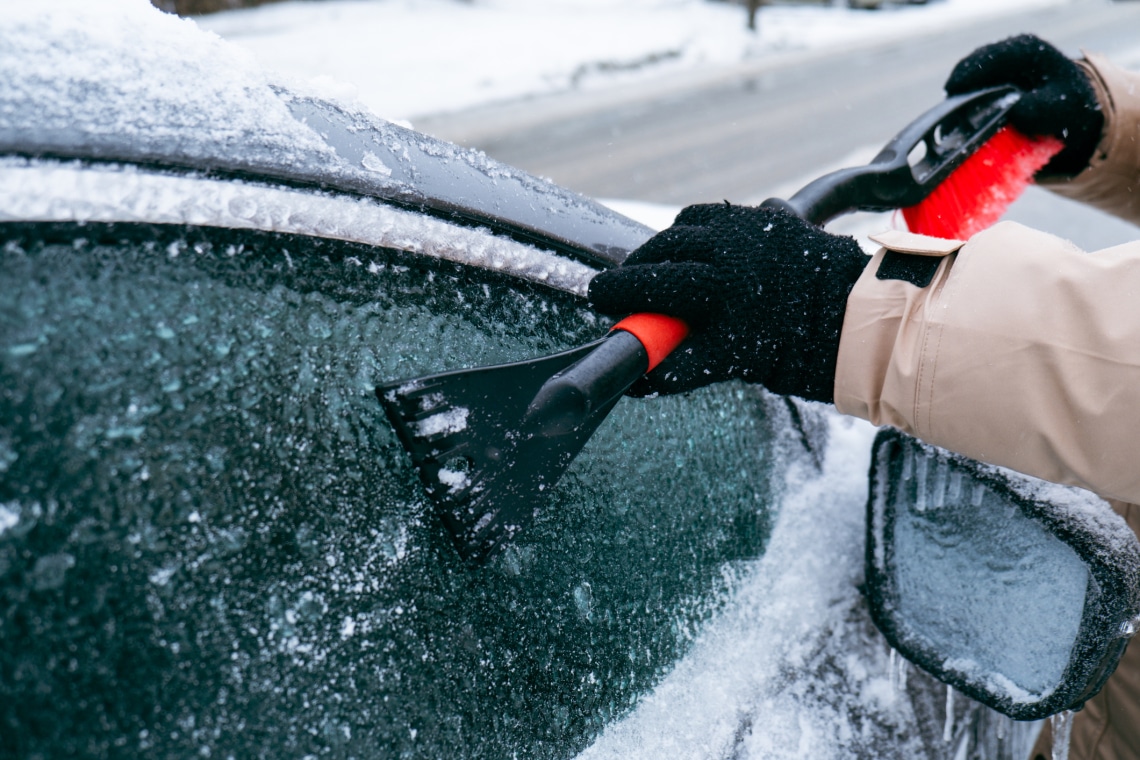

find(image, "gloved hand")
[945,34,1104,178]
[587,203,868,403]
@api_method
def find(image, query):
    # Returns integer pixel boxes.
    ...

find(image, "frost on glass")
[876,443,1088,703]
[0,159,600,296]
[0,223,778,758]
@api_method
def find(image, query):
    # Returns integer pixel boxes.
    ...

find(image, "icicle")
[915,454,928,512]
[995,712,1007,741]
[943,685,955,743]
[953,729,970,760]
[932,460,948,508]
[947,470,963,503]
[887,648,911,695]
[1051,710,1074,760]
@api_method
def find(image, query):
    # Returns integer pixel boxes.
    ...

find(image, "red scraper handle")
[611,313,689,372]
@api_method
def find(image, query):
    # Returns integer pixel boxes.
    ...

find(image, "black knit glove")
[587,204,868,403]
[945,34,1104,178]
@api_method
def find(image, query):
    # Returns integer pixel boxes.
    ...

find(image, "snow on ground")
[196,0,1068,124]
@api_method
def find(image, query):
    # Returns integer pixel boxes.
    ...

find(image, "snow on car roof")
[0,0,652,267]
[1,0,333,171]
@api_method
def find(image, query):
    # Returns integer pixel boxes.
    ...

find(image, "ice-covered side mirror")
[866,429,1140,720]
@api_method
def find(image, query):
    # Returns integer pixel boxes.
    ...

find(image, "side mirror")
[866,429,1140,720]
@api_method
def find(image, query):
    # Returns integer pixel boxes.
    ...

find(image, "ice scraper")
[378,85,1044,563]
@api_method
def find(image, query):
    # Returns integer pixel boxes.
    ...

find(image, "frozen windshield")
[0,222,781,758]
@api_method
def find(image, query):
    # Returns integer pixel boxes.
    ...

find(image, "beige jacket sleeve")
[833,53,1140,505]
[1038,53,1140,226]
[834,224,1140,505]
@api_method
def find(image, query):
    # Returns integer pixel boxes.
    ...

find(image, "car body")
[1,4,1104,759]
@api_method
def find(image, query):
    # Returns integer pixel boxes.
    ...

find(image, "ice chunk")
[149,565,178,587]
[30,553,75,591]
[943,685,955,743]
[437,467,472,493]
[413,407,468,438]
[361,152,392,177]
[0,503,18,536]
[1051,709,1073,760]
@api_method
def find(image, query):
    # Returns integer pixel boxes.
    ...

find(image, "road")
[419,0,1140,249]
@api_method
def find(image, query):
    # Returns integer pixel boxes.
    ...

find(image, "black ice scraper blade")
[377,86,1024,564]
[377,320,685,563]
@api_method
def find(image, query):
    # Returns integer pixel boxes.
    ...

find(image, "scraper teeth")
[375,336,615,563]
[390,387,450,421]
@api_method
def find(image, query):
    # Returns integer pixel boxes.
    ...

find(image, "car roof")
[0,3,652,269]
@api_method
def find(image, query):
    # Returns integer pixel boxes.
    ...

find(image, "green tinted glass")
[0,223,779,758]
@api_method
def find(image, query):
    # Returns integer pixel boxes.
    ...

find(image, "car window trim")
[0,157,599,297]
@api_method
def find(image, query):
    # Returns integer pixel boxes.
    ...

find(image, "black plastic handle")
[762,86,1021,226]
[523,330,648,437]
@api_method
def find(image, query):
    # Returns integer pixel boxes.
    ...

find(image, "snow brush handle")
[611,313,689,372]
[901,125,1063,240]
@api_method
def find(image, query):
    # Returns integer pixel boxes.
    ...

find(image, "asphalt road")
[420,0,1140,249]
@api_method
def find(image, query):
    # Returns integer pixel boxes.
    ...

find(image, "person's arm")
[836,223,1140,504]
[1038,54,1140,226]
